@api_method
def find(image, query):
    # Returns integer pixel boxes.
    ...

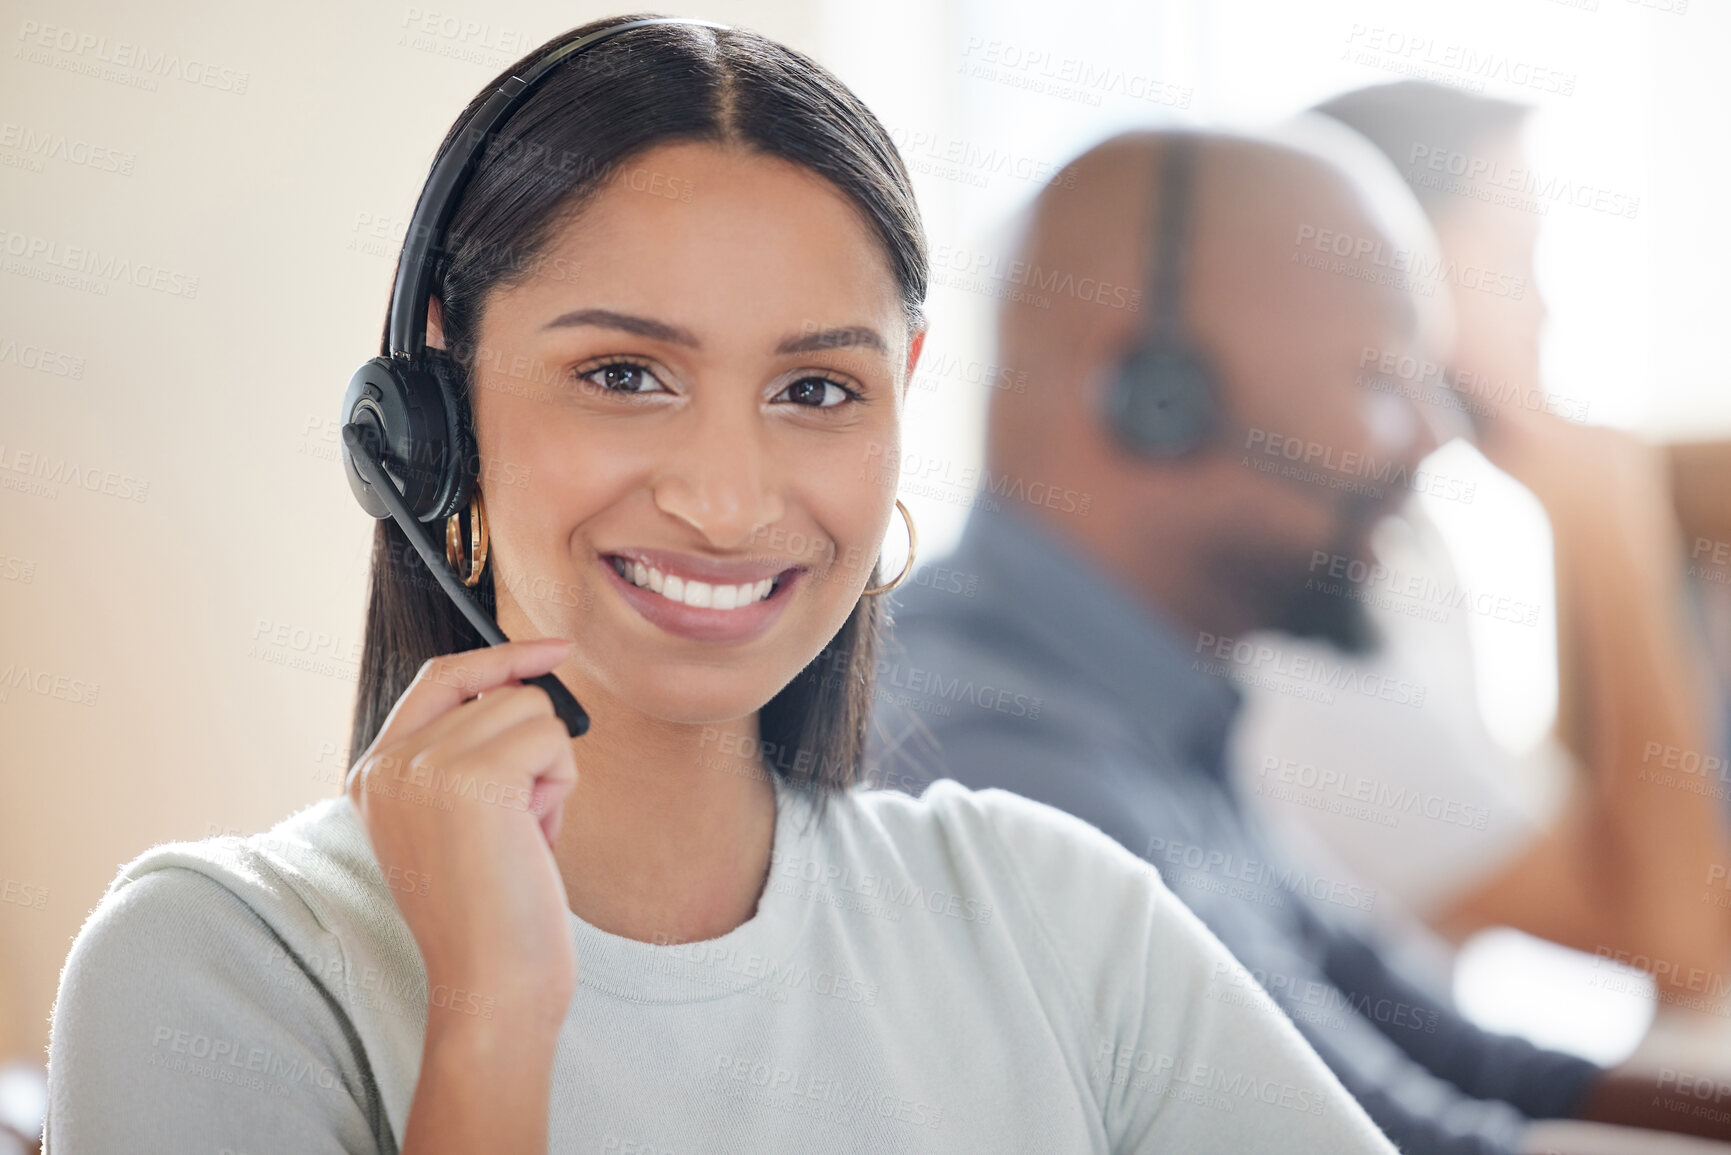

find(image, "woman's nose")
[650,408,786,548]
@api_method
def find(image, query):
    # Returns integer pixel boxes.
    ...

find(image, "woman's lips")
[598,552,803,644]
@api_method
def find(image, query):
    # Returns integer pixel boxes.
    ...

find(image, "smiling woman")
[354,18,928,801]
[399,134,913,766]
[42,13,1399,1155]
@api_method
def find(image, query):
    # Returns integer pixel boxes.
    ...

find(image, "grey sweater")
[44,773,1397,1153]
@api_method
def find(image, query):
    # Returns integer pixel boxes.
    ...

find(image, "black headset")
[338,16,728,738]
[1100,132,1222,458]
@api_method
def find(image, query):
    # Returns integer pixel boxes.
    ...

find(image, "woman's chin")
[591,665,789,732]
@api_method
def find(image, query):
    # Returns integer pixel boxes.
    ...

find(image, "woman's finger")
[407,682,561,764]
[369,638,572,753]
[478,714,581,845]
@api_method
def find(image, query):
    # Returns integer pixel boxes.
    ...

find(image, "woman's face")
[452,140,922,726]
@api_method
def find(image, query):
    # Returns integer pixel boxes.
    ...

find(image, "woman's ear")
[902,321,928,391]
[427,295,447,350]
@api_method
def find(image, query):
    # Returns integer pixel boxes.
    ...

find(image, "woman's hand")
[345,637,581,1034]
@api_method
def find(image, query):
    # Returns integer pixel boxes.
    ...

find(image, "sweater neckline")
[562,770,823,1005]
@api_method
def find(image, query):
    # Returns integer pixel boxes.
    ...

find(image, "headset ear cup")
[1104,338,1219,457]
[340,357,408,521]
[422,346,476,520]
[339,354,466,523]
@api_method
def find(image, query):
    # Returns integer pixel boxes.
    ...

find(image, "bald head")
[990,129,1422,477]
[984,128,1440,645]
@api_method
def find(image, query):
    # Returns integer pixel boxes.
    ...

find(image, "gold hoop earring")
[861,498,917,596]
[445,488,490,588]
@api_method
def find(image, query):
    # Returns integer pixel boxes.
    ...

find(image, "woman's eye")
[575,359,665,396]
[779,376,860,409]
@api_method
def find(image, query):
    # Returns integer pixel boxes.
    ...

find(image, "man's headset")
[338,16,728,739]
[1100,133,1222,458]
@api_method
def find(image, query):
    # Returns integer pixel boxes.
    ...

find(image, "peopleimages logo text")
[1194,632,1427,709]
[1292,224,1525,298]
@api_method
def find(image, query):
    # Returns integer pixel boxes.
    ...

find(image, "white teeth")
[613,557,777,610]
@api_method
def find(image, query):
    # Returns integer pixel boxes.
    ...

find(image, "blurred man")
[867,128,1731,1154]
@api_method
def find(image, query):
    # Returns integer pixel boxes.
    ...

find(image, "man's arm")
[1577,1067,1731,1143]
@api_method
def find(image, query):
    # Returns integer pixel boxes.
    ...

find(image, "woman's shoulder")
[46,801,403,1152]
[56,795,413,1040]
[820,777,1178,948]
[74,796,386,951]
[72,793,427,1024]
[831,782,1397,1152]
[839,776,1164,887]
[54,851,342,1056]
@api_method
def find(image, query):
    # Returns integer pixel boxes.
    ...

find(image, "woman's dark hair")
[1311,81,1531,219]
[348,14,927,807]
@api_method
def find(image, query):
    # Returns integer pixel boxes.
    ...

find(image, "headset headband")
[387,16,729,363]
[1144,131,1197,342]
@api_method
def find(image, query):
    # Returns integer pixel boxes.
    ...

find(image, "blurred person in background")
[1218,80,1731,999]
[868,126,1731,1154]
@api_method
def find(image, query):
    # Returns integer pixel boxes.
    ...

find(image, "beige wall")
[0,0,826,1064]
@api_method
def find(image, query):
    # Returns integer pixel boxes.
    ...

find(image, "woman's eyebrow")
[776,325,888,356]
[541,309,888,358]
[541,308,700,346]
